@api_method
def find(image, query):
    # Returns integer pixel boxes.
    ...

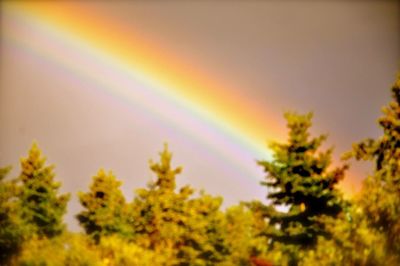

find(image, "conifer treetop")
[258,112,346,251]
[149,143,182,192]
[77,169,128,242]
[348,76,400,255]
[18,142,70,238]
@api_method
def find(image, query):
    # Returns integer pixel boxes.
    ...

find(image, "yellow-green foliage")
[300,204,388,266]
[346,76,400,263]
[256,112,347,265]
[77,169,130,242]
[12,233,102,266]
[221,205,264,266]
[128,144,229,265]
[4,74,400,266]
[13,233,176,266]
[18,143,70,238]
[98,235,173,266]
[0,166,26,265]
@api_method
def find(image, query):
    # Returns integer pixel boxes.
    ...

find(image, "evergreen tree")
[299,203,388,266]
[129,144,188,250]
[18,143,70,238]
[347,76,400,260]
[129,144,228,265]
[222,204,268,266]
[77,169,130,242]
[0,166,25,265]
[258,113,347,263]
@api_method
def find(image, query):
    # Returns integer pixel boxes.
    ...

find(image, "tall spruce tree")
[258,113,347,262]
[348,76,400,259]
[77,169,130,242]
[18,143,70,238]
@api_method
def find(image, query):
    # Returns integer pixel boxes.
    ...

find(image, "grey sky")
[1,1,399,231]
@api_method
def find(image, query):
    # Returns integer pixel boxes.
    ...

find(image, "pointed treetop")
[83,169,124,204]
[77,168,127,241]
[19,142,52,183]
[149,143,182,191]
[284,112,312,143]
[378,76,400,138]
[347,75,400,257]
[257,112,346,252]
[348,75,400,166]
[17,142,70,237]
[26,142,43,163]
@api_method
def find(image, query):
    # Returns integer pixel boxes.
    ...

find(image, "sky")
[0,1,399,231]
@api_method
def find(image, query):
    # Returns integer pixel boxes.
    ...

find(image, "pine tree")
[18,143,70,238]
[77,169,130,242]
[258,113,347,263]
[348,76,400,259]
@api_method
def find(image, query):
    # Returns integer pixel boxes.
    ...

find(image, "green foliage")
[98,235,173,266]
[77,169,130,242]
[299,203,388,266]
[347,76,400,261]
[18,143,70,238]
[257,112,347,264]
[128,144,229,265]
[13,233,102,266]
[184,191,228,265]
[13,232,176,266]
[0,166,26,265]
[4,76,400,266]
[220,204,266,266]
[0,165,12,180]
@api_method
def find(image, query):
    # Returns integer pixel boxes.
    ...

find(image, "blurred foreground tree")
[346,76,400,262]
[258,112,347,265]
[17,143,70,238]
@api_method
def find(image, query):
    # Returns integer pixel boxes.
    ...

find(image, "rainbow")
[3,2,283,185]
[2,1,361,198]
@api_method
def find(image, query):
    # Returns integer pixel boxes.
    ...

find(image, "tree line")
[1,76,400,265]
